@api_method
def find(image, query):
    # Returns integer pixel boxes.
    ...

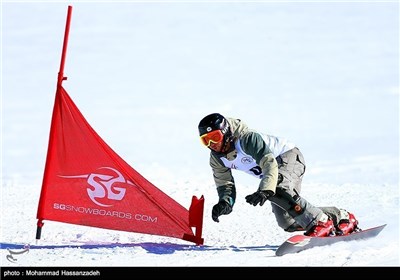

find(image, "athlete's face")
[200,130,224,152]
[200,129,232,153]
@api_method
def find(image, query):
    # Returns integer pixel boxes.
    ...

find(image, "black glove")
[212,201,232,223]
[245,190,274,206]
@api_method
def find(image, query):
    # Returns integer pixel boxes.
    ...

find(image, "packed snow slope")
[1,1,399,267]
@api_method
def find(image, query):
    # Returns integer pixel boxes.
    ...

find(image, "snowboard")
[275,224,386,256]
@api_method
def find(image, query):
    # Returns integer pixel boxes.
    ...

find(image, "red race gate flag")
[36,5,204,245]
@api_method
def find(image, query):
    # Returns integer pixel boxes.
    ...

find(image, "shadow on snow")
[0,242,279,255]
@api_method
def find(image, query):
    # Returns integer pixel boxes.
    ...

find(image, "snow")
[1,0,399,269]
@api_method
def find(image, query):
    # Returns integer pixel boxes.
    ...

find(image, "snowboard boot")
[336,212,359,235]
[305,218,334,237]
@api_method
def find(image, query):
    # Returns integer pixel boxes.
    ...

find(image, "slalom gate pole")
[57,5,73,87]
[36,5,73,240]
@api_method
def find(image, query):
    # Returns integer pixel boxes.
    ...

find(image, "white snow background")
[1,0,399,268]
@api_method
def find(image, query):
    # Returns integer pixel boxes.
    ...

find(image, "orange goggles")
[200,130,224,147]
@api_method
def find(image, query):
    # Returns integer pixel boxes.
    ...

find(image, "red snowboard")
[276,224,386,256]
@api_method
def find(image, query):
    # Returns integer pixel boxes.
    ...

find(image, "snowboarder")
[198,113,359,237]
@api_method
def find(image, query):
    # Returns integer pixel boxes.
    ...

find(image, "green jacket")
[209,117,294,207]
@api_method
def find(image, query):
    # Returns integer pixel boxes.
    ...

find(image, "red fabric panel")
[37,86,195,241]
